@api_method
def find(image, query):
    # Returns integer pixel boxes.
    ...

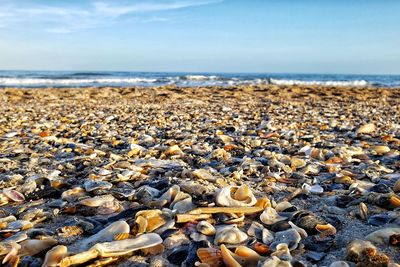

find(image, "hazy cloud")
[0,0,220,33]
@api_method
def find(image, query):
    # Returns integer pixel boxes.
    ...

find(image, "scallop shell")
[196,221,216,236]
[216,185,257,207]
[96,201,121,215]
[42,245,67,267]
[214,225,248,245]
[260,207,287,226]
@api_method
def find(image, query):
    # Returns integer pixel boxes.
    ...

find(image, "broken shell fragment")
[42,245,68,267]
[216,185,257,207]
[366,227,400,245]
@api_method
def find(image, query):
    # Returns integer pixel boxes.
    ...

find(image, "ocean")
[0,71,399,88]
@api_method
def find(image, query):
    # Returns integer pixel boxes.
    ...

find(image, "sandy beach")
[0,85,399,266]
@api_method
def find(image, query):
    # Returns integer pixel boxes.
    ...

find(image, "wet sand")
[0,85,399,266]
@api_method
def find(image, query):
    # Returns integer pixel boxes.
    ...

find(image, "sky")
[0,0,399,74]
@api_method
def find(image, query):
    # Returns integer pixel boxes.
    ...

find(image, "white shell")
[196,221,216,236]
[214,224,248,245]
[260,207,287,225]
[77,221,129,251]
[91,233,163,257]
[215,185,257,207]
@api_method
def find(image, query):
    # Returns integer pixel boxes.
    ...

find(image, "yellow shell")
[113,233,133,241]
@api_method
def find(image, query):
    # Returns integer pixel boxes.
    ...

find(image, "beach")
[0,85,399,266]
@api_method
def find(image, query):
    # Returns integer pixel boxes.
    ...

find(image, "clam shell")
[2,188,25,202]
[79,194,115,207]
[61,187,87,202]
[42,245,67,267]
[192,169,215,181]
[216,185,257,207]
[196,221,216,236]
[371,145,390,154]
[260,207,287,226]
[214,225,248,245]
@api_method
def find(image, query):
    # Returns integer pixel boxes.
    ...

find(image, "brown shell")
[57,225,84,237]
[113,233,133,241]
[197,248,224,267]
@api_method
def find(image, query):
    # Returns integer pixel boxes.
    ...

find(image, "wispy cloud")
[0,0,220,33]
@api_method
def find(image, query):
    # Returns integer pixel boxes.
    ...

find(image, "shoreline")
[0,85,399,266]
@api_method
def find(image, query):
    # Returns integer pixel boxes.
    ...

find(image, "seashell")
[192,169,215,181]
[254,242,269,255]
[271,243,292,261]
[216,185,257,207]
[329,261,350,267]
[365,227,400,245]
[197,221,216,236]
[290,157,306,169]
[247,221,274,244]
[346,239,389,266]
[114,233,134,241]
[136,216,148,235]
[371,145,390,154]
[96,201,121,215]
[57,225,84,237]
[270,221,291,232]
[292,211,326,234]
[288,221,307,238]
[19,238,58,257]
[84,180,113,192]
[98,169,112,176]
[260,207,287,225]
[274,201,295,212]
[42,245,68,267]
[135,210,168,233]
[197,247,224,267]
[2,188,25,202]
[359,202,368,220]
[79,194,115,207]
[389,194,400,208]
[214,225,248,245]
[78,221,130,251]
[141,243,165,255]
[394,179,400,192]
[7,220,33,231]
[180,181,208,196]
[357,123,376,134]
[255,197,271,209]
[259,256,292,267]
[164,145,183,156]
[214,213,245,224]
[171,195,196,213]
[61,187,87,202]
[220,244,261,267]
[270,229,301,251]
[315,224,337,238]
[302,184,324,194]
[92,233,163,257]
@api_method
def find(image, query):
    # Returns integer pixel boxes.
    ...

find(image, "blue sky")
[0,0,399,74]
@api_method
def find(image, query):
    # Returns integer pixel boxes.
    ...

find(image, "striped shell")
[114,233,134,241]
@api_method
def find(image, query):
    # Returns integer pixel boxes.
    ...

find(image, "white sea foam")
[269,79,369,87]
